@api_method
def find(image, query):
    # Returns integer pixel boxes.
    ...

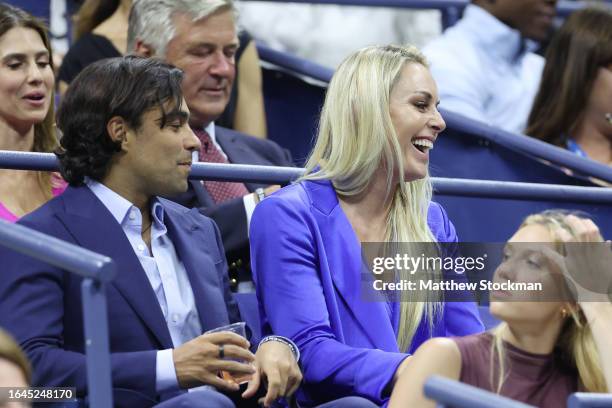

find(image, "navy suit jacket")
[171,126,294,272]
[250,179,484,406]
[0,186,241,407]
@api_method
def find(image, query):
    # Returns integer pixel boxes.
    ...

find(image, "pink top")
[0,174,67,222]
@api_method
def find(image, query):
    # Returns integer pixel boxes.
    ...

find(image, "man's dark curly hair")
[56,56,184,185]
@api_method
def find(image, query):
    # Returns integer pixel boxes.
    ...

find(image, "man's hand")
[242,340,302,407]
[172,332,255,390]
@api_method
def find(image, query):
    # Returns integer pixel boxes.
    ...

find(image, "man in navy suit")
[128,0,294,288]
[0,57,302,408]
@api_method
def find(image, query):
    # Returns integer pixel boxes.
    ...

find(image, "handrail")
[0,220,114,408]
[440,110,612,184]
[257,42,333,82]
[1,151,611,204]
[432,177,612,204]
[568,392,612,408]
[424,375,535,408]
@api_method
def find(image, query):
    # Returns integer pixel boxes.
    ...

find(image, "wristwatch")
[255,187,266,203]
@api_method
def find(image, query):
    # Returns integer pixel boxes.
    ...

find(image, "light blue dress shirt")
[423,4,544,134]
[87,180,201,393]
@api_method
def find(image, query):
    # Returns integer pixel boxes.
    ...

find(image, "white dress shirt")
[87,180,201,392]
[423,4,544,134]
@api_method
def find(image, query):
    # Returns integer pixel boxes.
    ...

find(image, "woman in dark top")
[388,211,612,407]
[526,7,612,167]
[58,0,267,138]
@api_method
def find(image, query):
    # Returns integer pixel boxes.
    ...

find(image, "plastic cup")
[205,322,252,384]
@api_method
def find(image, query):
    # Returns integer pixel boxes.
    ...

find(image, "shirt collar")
[86,179,134,225]
[205,122,216,144]
[463,4,530,63]
[86,179,166,230]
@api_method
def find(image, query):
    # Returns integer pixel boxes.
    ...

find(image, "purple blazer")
[250,179,484,407]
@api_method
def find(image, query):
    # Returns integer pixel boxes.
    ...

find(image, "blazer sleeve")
[0,223,157,403]
[250,195,406,404]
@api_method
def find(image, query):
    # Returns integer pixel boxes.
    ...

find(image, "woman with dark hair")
[526,7,612,166]
[0,3,65,222]
[57,0,128,93]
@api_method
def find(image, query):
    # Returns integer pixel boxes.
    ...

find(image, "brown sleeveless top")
[453,333,578,408]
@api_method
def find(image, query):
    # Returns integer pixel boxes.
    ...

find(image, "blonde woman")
[249,45,484,407]
[388,212,612,408]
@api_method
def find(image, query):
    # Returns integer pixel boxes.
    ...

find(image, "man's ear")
[107,116,129,148]
[133,39,155,58]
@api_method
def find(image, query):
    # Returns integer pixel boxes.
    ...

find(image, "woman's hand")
[555,215,612,306]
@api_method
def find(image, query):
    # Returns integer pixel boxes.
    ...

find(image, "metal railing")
[0,220,115,408]
[2,151,611,204]
[424,376,535,408]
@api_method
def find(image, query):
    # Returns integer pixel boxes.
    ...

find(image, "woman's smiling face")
[389,63,446,182]
[0,26,53,130]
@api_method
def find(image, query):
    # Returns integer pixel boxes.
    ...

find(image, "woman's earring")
[560,308,569,319]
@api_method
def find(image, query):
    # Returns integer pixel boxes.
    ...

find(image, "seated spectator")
[0,56,301,408]
[0,328,30,408]
[423,0,557,134]
[250,44,484,407]
[59,0,268,138]
[128,0,294,290]
[526,7,612,166]
[0,3,65,223]
[237,1,442,68]
[389,212,612,407]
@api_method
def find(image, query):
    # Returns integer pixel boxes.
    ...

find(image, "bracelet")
[255,188,266,203]
[259,335,300,362]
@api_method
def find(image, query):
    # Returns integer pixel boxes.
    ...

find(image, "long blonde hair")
[490,210,607,393]
[302,45,441,351]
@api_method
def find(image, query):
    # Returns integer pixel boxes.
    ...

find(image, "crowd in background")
[0,1,611,407]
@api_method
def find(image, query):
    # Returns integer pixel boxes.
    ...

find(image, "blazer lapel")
[188,180,214,207]
[57,187,173,349]
[215,127,262,191]
[162,202,231,332]
[308,181,399,352]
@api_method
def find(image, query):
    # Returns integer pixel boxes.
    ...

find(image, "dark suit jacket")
[0,186,242,407]
[170,126,294,279]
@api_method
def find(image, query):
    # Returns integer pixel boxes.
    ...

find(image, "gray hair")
[127,0,237,57]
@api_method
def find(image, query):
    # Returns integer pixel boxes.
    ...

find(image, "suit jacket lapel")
[57,186,173,349]
[215,127,262,191]
[307,181,399,352]
[162,201,230,332]
[188,180,214,207]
